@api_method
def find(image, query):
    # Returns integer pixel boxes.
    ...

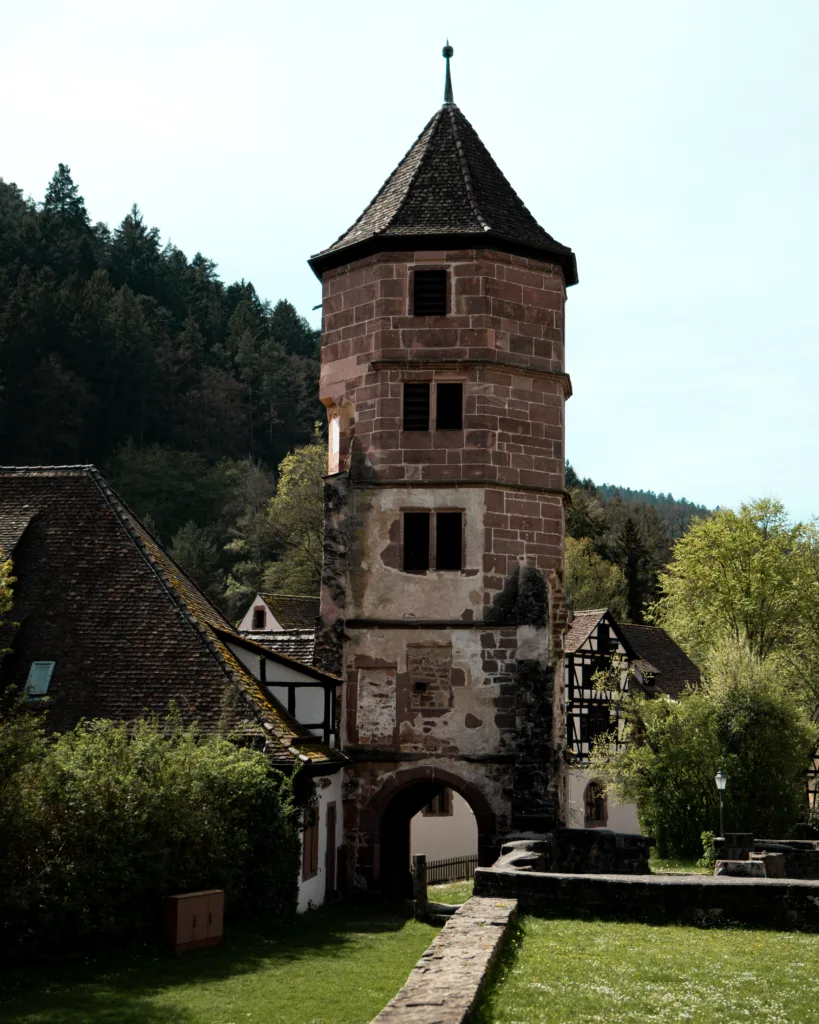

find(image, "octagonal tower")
[309,48,578,894]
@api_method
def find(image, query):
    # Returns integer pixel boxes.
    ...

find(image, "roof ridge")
[446,106,491,233]
[0,464,95,473]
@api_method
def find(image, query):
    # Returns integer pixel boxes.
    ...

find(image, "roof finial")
[442,41,454,106]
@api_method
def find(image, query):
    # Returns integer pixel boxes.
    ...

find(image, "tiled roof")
[563,609,607,653]
[258,594,320,630]
[309,104,577,284]
[0,509,37,558]
[564,608,701,699]
[0,466,342,767]
[240,628,316,667]
[619,624,701,699]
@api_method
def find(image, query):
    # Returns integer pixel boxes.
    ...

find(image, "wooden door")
[325,802,337,901]
[187,894,209,944]
[206,891,224,939]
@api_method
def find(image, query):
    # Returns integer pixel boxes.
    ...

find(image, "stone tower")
[309,47,577,895]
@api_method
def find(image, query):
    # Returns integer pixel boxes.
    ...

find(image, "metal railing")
[426,854,478,884]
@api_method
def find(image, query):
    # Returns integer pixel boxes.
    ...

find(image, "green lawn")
[477,916,819,1024]
[650,855,710,874]
[429,879,474,904]
[0,903,437,1024]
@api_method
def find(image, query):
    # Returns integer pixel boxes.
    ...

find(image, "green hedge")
[0,709,301,956]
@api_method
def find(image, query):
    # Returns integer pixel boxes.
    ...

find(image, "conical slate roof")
[309,104,577,284]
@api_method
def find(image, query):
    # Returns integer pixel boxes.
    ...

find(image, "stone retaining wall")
[474,868,819,930]
[370,896,517,1024]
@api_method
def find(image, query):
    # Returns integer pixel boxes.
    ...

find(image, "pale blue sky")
[3,1,818,516]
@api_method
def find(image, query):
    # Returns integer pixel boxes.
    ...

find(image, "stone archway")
[356,766,498,901]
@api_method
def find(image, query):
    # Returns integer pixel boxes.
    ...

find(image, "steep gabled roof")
[257,594,320,630]
[619,624,701,699]
[563,609,609,653]
[309,104,577,284]
[0,466,342,767]
[565,607,701,700]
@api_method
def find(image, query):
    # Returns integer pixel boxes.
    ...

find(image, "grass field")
[429,879,474,904]
[0,903,437,1024]
[476,915,819,1024]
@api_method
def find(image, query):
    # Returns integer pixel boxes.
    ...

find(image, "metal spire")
[442,41,454,105]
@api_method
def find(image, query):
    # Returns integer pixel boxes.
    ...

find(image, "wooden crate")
[163,889,224,955]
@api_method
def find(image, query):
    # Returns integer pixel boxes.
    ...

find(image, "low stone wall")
[498,829,654,876]
[751,840,819,880]
[370,896,517,1024]
[474,868,819,930]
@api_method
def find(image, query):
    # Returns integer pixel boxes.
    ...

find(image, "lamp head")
[715,769,727,792]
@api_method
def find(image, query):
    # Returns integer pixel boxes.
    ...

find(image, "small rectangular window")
[413,269,447,316]
[24,661,55,700]
[403,383,430,431]
[251,607,266,630]
[435,511,462,571]
[403,512,431,571]
[423,788,454,817]
[435,383,463,430]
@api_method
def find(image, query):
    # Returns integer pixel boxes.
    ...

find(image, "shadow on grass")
[0,901,413,1024]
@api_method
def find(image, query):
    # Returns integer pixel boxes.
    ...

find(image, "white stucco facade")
[410,790,478,861]
[565,768,641,834]
[297,770,344,913]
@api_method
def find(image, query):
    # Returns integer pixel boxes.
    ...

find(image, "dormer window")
[251,607,266,630]
[24,661,55,700]
[412,269,447,316]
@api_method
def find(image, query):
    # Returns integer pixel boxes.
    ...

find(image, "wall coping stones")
[370,896,517,1024]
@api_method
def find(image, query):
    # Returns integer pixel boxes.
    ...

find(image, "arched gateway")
[310,46,578,895]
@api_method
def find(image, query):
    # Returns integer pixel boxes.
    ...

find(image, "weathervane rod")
[443,41,454,105]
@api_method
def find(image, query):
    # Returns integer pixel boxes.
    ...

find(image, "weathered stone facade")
[312,248,573,892]
[309,81,578,895]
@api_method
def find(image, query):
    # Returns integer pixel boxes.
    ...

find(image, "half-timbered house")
[564,608,701,831]
[0,465,346,913]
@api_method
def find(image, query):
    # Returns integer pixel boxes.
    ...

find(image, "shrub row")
[0,709,301,957]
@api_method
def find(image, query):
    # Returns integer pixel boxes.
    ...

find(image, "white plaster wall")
[297,771,344,913]
[227,642,319,684]
[349,486,486,621]
[565,768,641,834]
[237,595,283,631]
[410,791,478,861]
[344,626,508,756]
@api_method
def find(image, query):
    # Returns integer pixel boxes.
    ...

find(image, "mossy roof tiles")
[0,466,342,767]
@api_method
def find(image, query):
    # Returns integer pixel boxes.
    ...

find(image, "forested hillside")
[565,463,710,622]
[0,166,708,623]
[0,165,323,615]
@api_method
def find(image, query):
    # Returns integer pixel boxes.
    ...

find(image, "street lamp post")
[715,769,727,838]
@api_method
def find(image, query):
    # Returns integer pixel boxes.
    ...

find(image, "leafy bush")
[697,831,716,870]
[590,642,818,858]
[0,709,300,956]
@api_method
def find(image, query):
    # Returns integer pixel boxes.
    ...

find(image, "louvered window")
[436,383,463,430]
[403,512,431,571]
[413,270,447,316]
[403,383,430,431]
[435,511,462,571]
[402,510,463,572]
